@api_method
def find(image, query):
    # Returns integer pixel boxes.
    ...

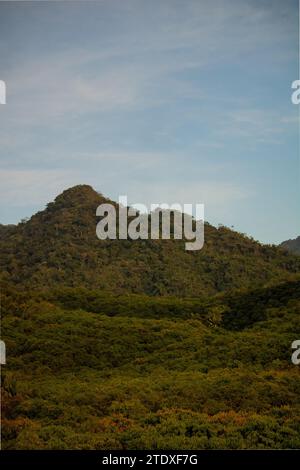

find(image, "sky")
[0,0,299,244]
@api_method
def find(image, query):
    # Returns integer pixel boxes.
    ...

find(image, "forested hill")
[1,184,299,296]
[280,236,300,255]
[1,186,300,450]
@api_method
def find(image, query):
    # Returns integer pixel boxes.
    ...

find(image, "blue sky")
[0,0,299,244]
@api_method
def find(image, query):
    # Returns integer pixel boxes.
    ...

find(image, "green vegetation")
[1,185,300,450]
[1,280,300,449]
[1,185,299,296]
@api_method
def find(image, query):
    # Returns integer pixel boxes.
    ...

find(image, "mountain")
[280,236,300,255]
[1,184,299,296]
[2,184,300,450]
[0,224,17,239]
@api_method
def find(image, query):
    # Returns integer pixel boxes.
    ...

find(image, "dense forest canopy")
[1,185,299,296]
[1,185,300,450]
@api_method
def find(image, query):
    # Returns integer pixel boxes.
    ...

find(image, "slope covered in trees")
[1,281,300,449]
[280,236,300,255]
[1,185,299,296]
[1,185,300,450]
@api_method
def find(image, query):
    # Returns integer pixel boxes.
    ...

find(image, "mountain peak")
[54,184,101,203]
[1,185,299,295]
[44,184,108,214]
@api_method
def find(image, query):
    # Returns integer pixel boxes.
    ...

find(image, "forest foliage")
[1,280,300,449]
[1,185,299,296]
[1,185,300,449]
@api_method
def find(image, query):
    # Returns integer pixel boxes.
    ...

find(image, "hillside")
[280,236,300,255]
[1,185,299,296]
[1,280,300,449]
[1,185,300,450]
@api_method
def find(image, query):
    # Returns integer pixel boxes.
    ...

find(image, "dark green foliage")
[1,185,299,296]
[1,186,300,450]
[1,281,300,449]
[220,279,300,330]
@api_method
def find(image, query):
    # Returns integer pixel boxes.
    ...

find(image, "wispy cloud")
[0,0,298,242]
[0,168,84,207]
[1,0,296,126]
